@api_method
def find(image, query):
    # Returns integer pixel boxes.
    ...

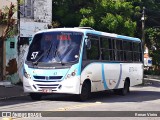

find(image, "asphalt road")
[0,80,160,120]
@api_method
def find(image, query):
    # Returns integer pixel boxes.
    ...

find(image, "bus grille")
[33,76,63,91]
[33,76,63,82]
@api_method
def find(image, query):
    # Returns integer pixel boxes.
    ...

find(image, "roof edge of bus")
[117,35,141,42]
[35,27,141,41]
[35,27,90,34]
[35,27,117,37]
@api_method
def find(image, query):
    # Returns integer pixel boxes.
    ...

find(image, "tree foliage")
[139,0,160,68]
[145,28,160,68]
[0,2,16,41]
[52,0,92,27]
[79,0,141,36]
[52,0,160,69]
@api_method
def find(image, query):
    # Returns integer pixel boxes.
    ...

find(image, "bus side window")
[100,37,109,60]
[87,36,100,60]
[133,42,142,62]
[123,41,133,62]
[109,39,115,61]
[116,40,123,61]
[100,37,115,61]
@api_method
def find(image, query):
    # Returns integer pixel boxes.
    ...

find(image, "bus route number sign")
[57,35,71,41]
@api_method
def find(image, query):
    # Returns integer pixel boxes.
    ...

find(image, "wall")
[0,0,18,82]
[18,37,31,81]
[34,0,52,23]
[5,36,19,83]
[20,20,49,37]
[20,0,52,37]
[18,0,52,82]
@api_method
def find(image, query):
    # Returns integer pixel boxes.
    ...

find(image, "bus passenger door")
[81,35,103,92]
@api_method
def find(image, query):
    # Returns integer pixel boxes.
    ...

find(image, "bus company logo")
[53,72,57,75]
[45,76,49,80]
[2,112,11,117]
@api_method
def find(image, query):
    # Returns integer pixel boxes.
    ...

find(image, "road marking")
[54,101,102,111]
[0,101,50,111]
[2,117,13,120]
[4,102,102,120]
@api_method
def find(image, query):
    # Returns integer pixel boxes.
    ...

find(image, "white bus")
[23,27,143,101]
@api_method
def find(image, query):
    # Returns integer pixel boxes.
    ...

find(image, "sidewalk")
[0,81,28,100]
[144,75,160,80]
[144,75,160,83]
[0,76,159,100]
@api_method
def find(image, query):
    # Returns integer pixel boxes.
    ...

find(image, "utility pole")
[142,7,145,45]
[17,0,20,50]
[141,7,145,85]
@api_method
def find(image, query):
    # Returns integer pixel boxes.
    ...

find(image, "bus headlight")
[71,71,76,76]
[66,69,77,79]
[24,68,31,79]
[67,74,71,78]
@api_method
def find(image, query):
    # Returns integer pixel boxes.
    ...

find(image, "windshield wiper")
[54,46,65,66]
[33,43,53,65]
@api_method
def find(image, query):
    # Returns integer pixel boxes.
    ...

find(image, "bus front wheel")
[30,93,42,100]
[79,81,91,101]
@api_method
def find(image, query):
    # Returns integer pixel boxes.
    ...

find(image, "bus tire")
[114,80,130,96]
[119,80,130,96]
[79,81,91,101]
[30,93,42,100]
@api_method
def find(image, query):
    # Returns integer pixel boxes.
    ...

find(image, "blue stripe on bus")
[117,35,141,42]
[115,64,122,89]
[102,64,108,90]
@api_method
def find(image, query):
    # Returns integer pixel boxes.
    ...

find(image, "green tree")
[52,0,160,71]
[0,2,17,80]
[145,28,160,70]
[0,3,16,41]
[79,0,141,36]
[52,0,92,27]
[140,0,160,70]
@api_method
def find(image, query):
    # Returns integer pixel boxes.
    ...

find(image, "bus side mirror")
[85,38,91,49]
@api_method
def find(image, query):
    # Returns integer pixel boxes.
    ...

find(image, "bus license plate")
[42,89,52,93]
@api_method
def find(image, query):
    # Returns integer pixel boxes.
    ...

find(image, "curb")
[144,75,160,80]
[144,78,160,82]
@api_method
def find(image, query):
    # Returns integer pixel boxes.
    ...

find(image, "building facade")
[18,0,52,81]
[0,0,18,83]
[0,0,52,83]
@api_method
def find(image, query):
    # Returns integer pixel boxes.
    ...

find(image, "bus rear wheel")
[30,93,42,100]
[79,81,91,101]
[114,80,130,96]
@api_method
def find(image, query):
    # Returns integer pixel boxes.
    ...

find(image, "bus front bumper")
[23,76,81,94]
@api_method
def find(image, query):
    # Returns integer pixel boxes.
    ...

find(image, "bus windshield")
[26,31,83,64]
